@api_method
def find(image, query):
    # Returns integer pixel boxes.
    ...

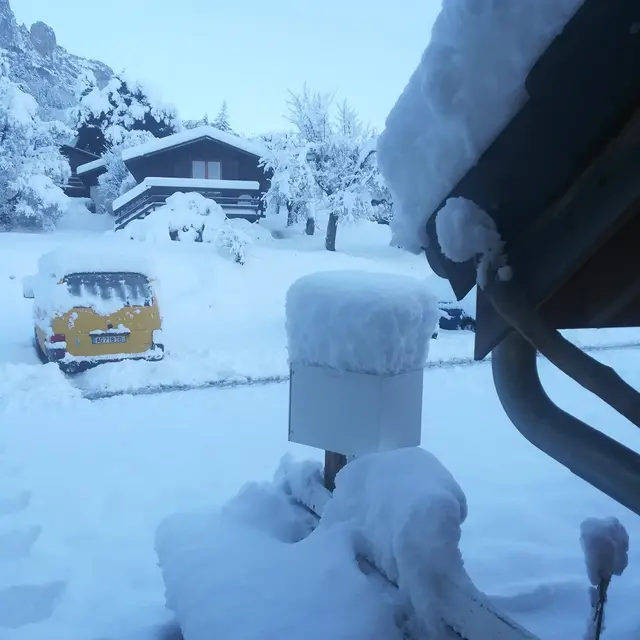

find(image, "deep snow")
[1,212,639,639]
[1,218,638,398]
[1,349,639,639]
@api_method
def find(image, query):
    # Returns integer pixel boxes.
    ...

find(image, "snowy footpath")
[0,348,639,639]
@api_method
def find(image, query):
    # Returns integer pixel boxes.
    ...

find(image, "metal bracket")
[492,331,640,515]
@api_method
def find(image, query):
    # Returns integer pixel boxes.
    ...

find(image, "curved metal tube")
[492,332,640,515]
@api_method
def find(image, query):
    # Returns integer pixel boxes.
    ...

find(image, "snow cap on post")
[286,270,438,375]
[286,270,438,457]
[37,248,155,281]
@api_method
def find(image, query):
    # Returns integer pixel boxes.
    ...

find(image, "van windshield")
[63,272,153,307]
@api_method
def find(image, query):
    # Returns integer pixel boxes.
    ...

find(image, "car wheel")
[33,330,48,364]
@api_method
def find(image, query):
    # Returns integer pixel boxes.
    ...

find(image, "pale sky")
[12,0,441,135]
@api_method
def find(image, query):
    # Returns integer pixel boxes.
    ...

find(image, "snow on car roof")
[377,0,585,252]
[37,249,155,280]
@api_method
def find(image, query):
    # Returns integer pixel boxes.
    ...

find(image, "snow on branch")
[580,517,629,640]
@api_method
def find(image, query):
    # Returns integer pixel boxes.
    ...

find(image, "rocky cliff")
[0,0,113,118]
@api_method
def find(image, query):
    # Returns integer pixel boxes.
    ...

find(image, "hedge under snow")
[125,192,257,264]
[285,270,438,375]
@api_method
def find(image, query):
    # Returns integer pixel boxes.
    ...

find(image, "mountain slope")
[0,0,113,118]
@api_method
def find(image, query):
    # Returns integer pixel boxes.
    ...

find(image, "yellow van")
[23,250,164,374]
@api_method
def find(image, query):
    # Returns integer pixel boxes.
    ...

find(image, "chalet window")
[192,160,221,180]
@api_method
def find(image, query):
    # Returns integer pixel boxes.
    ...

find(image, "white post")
[285,270,438,490]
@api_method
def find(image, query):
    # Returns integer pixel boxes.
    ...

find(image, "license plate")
[92,335,128,344]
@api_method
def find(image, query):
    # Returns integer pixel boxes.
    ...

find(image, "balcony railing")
[113,181,264,231]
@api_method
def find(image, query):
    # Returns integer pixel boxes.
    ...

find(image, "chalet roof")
[77,157,106,176]
[112,177,260,212]
[121,126,266,162]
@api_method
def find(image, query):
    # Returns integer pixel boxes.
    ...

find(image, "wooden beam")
[290,475,540,640]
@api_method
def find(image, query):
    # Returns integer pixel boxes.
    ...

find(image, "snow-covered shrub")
[580,516,629,640]
[126,192,253,264]
[0,52,71,231]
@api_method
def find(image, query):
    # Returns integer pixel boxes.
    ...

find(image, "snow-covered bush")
[126,192,253,264]
[580,517,629,640]
[0,51,71,231]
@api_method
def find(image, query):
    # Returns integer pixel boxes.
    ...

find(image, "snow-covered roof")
[121,126,266,162]
[77,157,106,175]
[113,177,261,212]
[377,0,584,252]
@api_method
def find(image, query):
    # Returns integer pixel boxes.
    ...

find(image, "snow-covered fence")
[285,270,438,488]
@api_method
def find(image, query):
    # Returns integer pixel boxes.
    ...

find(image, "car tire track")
[81,341,640,401]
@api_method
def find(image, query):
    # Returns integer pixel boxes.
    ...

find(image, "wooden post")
[324,451,347,492]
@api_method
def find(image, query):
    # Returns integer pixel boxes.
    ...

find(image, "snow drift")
[124,192,261,264]
[155,449,479,639]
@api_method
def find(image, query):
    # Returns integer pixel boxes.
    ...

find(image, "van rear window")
[63,272,153,307]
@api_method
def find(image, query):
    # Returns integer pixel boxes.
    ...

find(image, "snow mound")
[0,362,82,413]
[377,0,584,251]
[55,200,114,233]
[125,192,253,264]
[286,270,438,375]
[155,471,403,640]
[156,448,474,639]
[323,448,473,634]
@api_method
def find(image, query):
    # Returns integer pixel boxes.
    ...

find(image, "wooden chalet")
[74,126,270,229]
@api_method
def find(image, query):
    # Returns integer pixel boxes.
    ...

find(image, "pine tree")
[71,73,180,155]
[213,100,232,133]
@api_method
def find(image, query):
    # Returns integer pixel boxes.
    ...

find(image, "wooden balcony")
[112,177,264,231]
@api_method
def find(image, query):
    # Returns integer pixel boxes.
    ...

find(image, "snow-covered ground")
[1,216,639,639]
[1,216,638,399]
[1,348,639,639]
